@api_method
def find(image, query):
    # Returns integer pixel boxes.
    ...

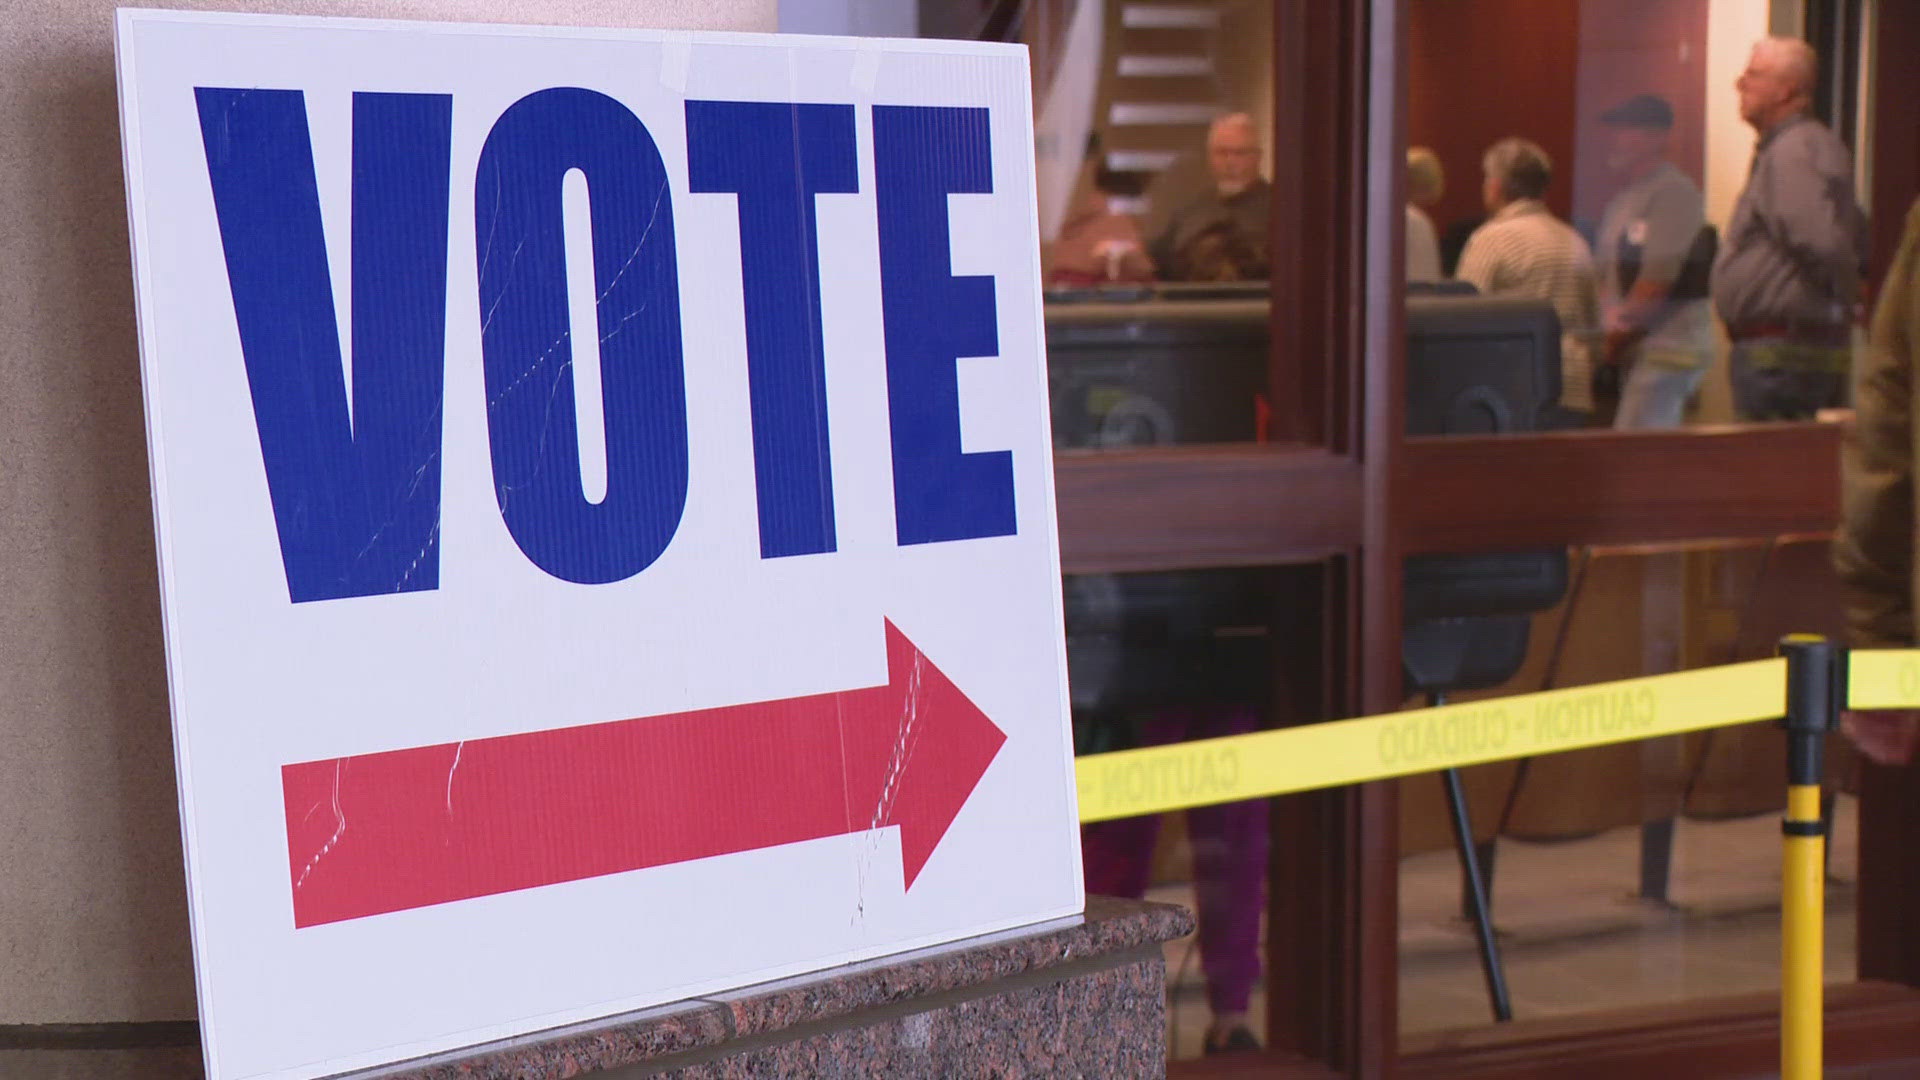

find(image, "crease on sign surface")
[296,759,349,890]
[347,399,446,592]
[394,519,442,591]
[487,177,670,499]
[588,179,669,334]
[858,647,928,917]
[445,741,464,816]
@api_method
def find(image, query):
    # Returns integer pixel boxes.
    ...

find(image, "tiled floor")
[1150,795,1860,1060]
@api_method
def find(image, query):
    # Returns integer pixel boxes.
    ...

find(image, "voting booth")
[114,12,1169,1079]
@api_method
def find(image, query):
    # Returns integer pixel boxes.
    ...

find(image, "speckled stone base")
[351,896,1191,1079]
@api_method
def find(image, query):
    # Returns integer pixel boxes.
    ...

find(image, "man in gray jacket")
[1711,36,1867,421]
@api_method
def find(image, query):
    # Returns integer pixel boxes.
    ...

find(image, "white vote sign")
[116,11,1083,1079]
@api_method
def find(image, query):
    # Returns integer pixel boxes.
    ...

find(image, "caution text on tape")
[1076,658,1786,822]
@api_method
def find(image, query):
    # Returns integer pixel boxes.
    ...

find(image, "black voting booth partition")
[1048,291,1273,756]
[1403,293,1573,1022]
[1049,288,1566,1023]
[1043,294,1268,451]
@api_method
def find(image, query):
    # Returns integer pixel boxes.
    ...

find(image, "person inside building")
[1456,137,1601,419]
[1074,570,1268,1058]
[1046,144,1156,288]
[1711,35,1868,421]
[1593,93,1714,428]
[1407,146,1445,283]
[1148,112,1270,282]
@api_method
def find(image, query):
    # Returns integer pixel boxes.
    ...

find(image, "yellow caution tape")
[1077,658,1786,823]
[1847,649,1920,710]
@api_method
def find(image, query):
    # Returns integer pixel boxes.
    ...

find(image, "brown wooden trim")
[1868,1,1920,297]
[1858,764,1920,986]
[1352,0,1405,1076]
[1266,560,1353,1070]
[1053,446,1362,574]
[1170,1051,1344,1078]
[1247,0,1398,1076]
[1397,981,1920,1080]
[1396,424,1844,555]
[1269,0,1345,447]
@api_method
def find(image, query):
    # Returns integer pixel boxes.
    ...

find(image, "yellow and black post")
[1779,634,1842,1080]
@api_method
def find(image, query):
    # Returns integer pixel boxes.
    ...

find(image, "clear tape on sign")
[1847,649,1920,710]
[1075,657,1788,823]
[659,34,693,93]
[851,41,882,94]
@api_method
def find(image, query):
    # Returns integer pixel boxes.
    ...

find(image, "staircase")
[992,0,1269,242]
[1095,1,1269,230]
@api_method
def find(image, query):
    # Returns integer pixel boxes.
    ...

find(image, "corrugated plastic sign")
[116,11,1082,1079]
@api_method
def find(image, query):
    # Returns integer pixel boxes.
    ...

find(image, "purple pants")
[1080,708,1268,1014]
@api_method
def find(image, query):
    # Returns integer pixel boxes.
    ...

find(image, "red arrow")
[280,620,1007,928]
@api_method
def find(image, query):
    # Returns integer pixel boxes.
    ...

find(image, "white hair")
[1755,36,1819,98]
[1482,137,1552,201]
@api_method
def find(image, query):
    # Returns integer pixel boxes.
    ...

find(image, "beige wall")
[0,0,773,1026]
[1691,0,1774,421]
[1704,1,1773,233]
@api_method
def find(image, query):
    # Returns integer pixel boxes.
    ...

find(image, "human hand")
[1601,327,1640,367]
[1091,239,1141,281]
[1842,710,1920,766]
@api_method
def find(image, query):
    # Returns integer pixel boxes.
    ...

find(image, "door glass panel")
[1404,0,1866,432]
[1066,563,1317,1061]
[917,0,1286,450]
[1397,537,1859,1036]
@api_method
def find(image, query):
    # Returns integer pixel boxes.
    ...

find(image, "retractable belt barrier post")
[1778,636,1842,1080]
[1074,640,1920,1075]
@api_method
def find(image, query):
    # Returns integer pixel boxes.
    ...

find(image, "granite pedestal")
[344,896,1190,1079]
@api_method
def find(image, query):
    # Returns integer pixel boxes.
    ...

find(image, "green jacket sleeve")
[1835,199,1920,648]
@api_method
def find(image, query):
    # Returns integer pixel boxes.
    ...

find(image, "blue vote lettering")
[872,106,1017,546]
[199,90,1016,600]
[475,88,690,585]
[196,89,453,604]
[686,100,858,559]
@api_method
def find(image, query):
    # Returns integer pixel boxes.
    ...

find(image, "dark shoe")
[1203,1026,1261,1055]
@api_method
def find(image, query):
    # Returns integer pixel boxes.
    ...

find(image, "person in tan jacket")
[1836,197,1920,764]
